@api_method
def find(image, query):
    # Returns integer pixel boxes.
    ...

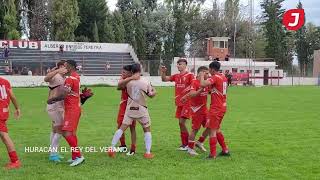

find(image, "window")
[232,68,238,73]
[247,70,252,73]
[213,41,219,48]
[255,70,260,74]
[224,41,228,48]
[240,70,245,73]
[220,41,224,48]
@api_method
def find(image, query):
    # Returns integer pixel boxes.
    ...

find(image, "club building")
[172,37,284,86]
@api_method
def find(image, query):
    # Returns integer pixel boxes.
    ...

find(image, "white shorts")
[122,113,151,128]
[46,101,64,126]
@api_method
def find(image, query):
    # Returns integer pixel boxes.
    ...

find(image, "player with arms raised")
[160,58,194,150]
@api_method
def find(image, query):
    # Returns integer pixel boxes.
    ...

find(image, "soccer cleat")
[126,150,135,156]
[119,145,127,153]
[195,141,207,152]
[108,151,116,158]
[49,154,61,162]
[5,160,21,170]
[218,151,231,157]
[187,148,199,156]
[67,158,74,163]
[177,145,188,151]
[143,153,154,159]
[69,156,85,167]
[206,155,216,160]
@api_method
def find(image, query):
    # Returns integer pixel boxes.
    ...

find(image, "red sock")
[209,137,217,157]
[120,134,126,146]
[130,144,136,152]
[8,151,18,163]
[217,132,228,153]
[198,136,205,143]
[188,141,195,149]
[180,131,189,146]
[65,135,82,160]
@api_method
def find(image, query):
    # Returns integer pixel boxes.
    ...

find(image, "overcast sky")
[106,0,320,25]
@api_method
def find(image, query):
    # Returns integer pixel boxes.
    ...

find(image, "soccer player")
[116,65,139,155]
[181,66,211,156]
[47,60,84,166]
[160,58,194,150]
[0,77,21,169]
[200,61,230,159]
[108,63,156,159]
[44,60,67,162]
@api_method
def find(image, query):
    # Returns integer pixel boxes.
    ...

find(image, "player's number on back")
[0,85,8,99]
[223,82,227,95]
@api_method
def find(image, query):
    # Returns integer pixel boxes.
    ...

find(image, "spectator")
[21,66,28,75]
[225,71,232,86]
[3,43,9,64]
[28,70,33,76]
[4,66,10,75]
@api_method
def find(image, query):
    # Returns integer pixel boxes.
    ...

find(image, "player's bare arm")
[44,67,67,82]
[146,85,156,98]
[8,89,21,120]
[117,73,140,90]
[181,88,203,103]
[47,85,72,104]
[160,66,171,82]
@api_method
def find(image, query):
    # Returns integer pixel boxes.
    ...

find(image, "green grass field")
[0,86,319,179]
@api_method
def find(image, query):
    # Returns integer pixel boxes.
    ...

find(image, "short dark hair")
[66,60,77,69]
[57,60,66,67]
[197,66,209,74]
[131,63,141,73]
[209,61,221,71]
[177,58,187,65]
[123,65,132,72]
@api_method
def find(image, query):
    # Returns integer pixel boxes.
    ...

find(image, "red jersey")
[190,79,209,114]
[208,73,228,112]
[118,77,129,116]
[0,77,11,119]
[64,72,81,109]
[170,72,194,106]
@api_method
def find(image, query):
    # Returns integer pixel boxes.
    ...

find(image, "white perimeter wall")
[1,76,318,87]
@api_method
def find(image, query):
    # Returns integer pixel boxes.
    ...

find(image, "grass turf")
[0,86,319,179]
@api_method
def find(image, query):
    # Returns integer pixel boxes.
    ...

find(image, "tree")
[165,0,205,57]
[304,23,320,76]
[122,10,136,48]
[3,0,20,39]
[76,0,109,42]
[51,0,80,41]
[103,15,115,43]
[0,0,6,39]
[261,0,291,70]
[25,0,50,40]
[93,21,99,42]
[135,16,146,59]
[295,1,308,75]
[112,11,125,43]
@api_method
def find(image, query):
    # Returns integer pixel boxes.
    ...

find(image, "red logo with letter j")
[282,9,305,31]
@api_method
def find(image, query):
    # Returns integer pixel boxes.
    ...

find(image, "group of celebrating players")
[0,57,230,170]
[107,58,230,160]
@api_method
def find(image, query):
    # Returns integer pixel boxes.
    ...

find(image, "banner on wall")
[232,73,249,84]
[0,40,40,50]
